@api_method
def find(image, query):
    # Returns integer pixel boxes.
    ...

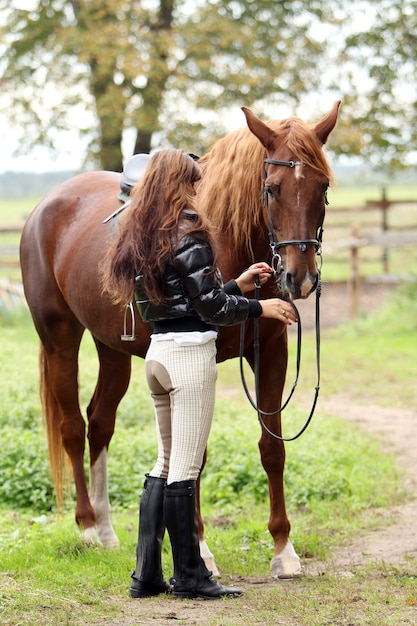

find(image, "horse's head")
[242,102,341,300]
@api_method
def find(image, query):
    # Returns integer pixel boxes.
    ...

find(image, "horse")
[20,101,341,580]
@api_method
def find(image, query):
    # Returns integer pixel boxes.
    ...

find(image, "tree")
[1,1,416,172]
[338,0,417,170]
[0,0,340,171]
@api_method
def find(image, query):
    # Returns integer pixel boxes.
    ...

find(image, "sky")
[0,125,86,174]
[0,98,343,175]
[0,1,354,174]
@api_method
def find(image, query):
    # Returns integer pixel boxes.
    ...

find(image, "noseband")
[239,157,323,442]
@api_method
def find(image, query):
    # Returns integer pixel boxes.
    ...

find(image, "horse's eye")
[323,184,329,206]
[266,182,280,199]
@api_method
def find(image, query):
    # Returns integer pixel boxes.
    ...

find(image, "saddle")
[118,153,151,202]
[103,153,151,224]
[104,152,200,224]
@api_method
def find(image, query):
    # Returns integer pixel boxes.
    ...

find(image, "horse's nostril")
[285,272,300,298]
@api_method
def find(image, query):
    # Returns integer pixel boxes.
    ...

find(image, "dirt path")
[107,395,417,626]
[293,279,417,573]
[103,281,416,624]
[304,394,417,575]
[288,277,398,332]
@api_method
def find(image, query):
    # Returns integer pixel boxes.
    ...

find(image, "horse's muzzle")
[285,270,318,300]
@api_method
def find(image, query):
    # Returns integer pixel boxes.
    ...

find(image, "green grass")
[0,197,32,282]
[1,509,415,626]
[0,197,38,223]
[290,280,417,408]
[328,183,417,208]
[1,281,416,626]
[0,308,402,525]
[0,198,417,624]
[323,184,417,281]
[1,187,417,285]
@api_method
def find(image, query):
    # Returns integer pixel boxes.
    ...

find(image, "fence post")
[381,187,389,273]
[348,223,361,319]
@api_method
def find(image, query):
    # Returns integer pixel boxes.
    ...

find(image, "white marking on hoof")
[83,526,102,546]
[89,448,120,549]
[100,532,120,549]
[82,526,119,549]
[199,539,220,577]
[270,540,302,579]
[95,513,120,549]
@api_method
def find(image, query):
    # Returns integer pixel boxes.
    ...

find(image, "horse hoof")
[270,540,302,579]
[82,527,119,549]
[199,539,220,577]
[83,526,102,546]
[271,555,302,579]
[101,536,120,549]
[203,555,220,578]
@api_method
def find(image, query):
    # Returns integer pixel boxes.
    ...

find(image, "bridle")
[239,156,325,442]
[263,157,324,286]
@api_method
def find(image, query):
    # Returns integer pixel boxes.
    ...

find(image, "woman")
[101,149,297,600]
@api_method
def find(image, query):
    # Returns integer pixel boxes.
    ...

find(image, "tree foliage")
[336,0,417,170]
[0,0,415,171]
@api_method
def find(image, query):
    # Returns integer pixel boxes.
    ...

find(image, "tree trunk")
[132,0,175,156]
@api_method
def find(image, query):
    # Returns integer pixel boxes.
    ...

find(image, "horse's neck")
[217,230,270,283]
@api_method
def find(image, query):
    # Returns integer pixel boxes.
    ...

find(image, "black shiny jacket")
[135,233,262,333]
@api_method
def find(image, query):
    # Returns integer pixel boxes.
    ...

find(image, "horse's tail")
[39,343,72,510]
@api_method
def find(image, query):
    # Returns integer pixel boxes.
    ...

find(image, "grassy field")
[1,185,417,220]
[0,180,416,623]
[322,184,417,281]
[1,184,417,285]
[0,277,416,624]
[328,182,417,207]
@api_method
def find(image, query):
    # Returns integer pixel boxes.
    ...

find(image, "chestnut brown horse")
[20,102,340,579]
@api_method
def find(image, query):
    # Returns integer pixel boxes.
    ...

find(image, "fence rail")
[0,277,26,309]
[324,226,417,318]
[0,225,23,308]
[1,191,416,315]
[324,229,417,255]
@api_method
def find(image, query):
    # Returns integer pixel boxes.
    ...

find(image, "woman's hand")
[235,263,297,325]
[259,298,298,325]
[235,262,273,294]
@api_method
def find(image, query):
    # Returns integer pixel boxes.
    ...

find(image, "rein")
[239,157,322,442]
[239,277,321,442]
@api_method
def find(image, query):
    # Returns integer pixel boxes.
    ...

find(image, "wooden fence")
[323,189,417,317]
[1,191,416,314]
[0,223,25,308]
[324,226,417,318]
[0,223,23,267]
[0,277,26,308]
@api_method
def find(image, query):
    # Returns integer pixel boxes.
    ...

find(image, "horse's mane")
[197,116,334,253]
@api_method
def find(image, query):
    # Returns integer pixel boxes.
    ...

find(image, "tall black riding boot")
[130,474,171,598]
[164,480,241,600]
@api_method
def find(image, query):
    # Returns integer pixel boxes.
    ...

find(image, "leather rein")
[239,157,323,442]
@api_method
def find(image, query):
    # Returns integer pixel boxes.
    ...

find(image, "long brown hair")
[101,149,215,305]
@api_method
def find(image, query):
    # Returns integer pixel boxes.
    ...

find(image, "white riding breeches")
[144,337,217,484]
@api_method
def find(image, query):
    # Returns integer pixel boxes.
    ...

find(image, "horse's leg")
[86,339,132,548]
[246,329,302,579]
[39,323,98,536]
[196,450,220,576]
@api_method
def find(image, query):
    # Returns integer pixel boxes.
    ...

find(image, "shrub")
[0,427,54,510]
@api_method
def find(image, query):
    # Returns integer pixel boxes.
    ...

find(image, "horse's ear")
[241,106,278,150]
[314,100,342,145]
